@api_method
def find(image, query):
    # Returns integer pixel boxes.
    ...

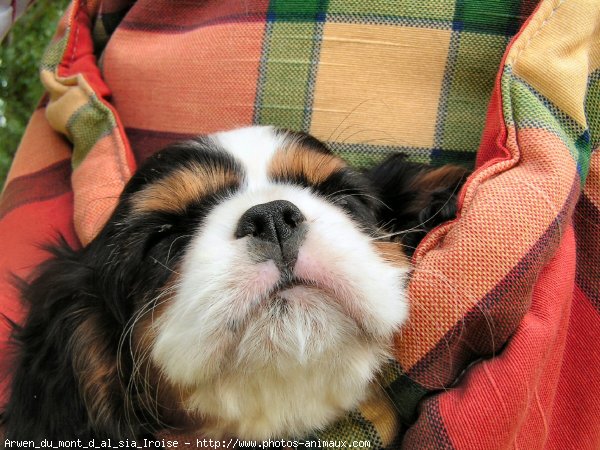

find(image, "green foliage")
[0,0,70,187]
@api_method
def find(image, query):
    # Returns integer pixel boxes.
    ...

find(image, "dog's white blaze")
[151,126,408,439]
[213,126,283,190]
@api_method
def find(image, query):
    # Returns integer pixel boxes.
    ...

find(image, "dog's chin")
[149,258,403,439]
[236,282,387,367]
[182,287,392,440]
[149,280,395,440]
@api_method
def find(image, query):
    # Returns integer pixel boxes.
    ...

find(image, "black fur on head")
[365,154,469,256]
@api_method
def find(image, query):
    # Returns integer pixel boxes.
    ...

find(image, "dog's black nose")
[235,200,305,245]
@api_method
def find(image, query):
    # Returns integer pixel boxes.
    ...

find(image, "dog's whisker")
[118,288,178,429]
[331,193,390,209]
[339,128,396,146]
[166,234,194,264]
[327,97,377,142]
[150,257,181,275]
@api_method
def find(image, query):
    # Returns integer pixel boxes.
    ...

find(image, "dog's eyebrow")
[130,162,240,215]
[268,141,346,186]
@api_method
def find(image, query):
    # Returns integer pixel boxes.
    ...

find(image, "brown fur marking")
[131,163,239,215]
[372,241,409,267]
[406,165,469,217]
[412,165,468,192]
[268,142,346,185]
[70,313,124,430]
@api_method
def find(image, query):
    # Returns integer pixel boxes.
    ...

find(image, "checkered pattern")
[2,0,600,448]
[93,0,540,170]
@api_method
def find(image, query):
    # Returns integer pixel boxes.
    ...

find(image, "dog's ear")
[366,155,469,255]
[2,241,136,440]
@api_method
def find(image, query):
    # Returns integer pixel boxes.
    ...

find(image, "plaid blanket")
[1,0,599,448]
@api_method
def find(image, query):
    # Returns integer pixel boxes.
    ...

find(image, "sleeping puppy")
[1,126,467,441]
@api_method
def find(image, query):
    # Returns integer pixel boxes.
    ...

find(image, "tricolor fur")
[0,126,467,441]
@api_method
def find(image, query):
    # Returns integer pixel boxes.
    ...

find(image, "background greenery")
[0,0,70,188]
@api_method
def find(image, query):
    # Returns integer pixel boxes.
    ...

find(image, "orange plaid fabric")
[1,1,599,448]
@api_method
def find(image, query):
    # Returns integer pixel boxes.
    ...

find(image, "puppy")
[1,126,467,441]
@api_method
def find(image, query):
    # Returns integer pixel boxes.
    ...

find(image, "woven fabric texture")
[1,0,599,448]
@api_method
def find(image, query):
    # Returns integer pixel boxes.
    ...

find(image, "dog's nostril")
[235,200,305,245]
[283,208,304,228]
[249,217,265,237]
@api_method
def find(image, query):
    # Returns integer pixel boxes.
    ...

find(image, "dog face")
[2,126,412,441]
[136,127,409,438]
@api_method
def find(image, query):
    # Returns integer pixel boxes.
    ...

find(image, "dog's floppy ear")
[366,154,469,255]
[2,240,136,440]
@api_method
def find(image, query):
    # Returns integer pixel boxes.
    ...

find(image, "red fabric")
[438,226,577,449]
[58,1,106,92]
[546,287,600,449]
[474,81,510,172]
[0,193,78,406]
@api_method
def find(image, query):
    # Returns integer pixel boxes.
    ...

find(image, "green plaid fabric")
[250,0,538,169]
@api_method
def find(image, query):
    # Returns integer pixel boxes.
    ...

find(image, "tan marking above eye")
[268,141,347,185]
[131,163,239,215]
